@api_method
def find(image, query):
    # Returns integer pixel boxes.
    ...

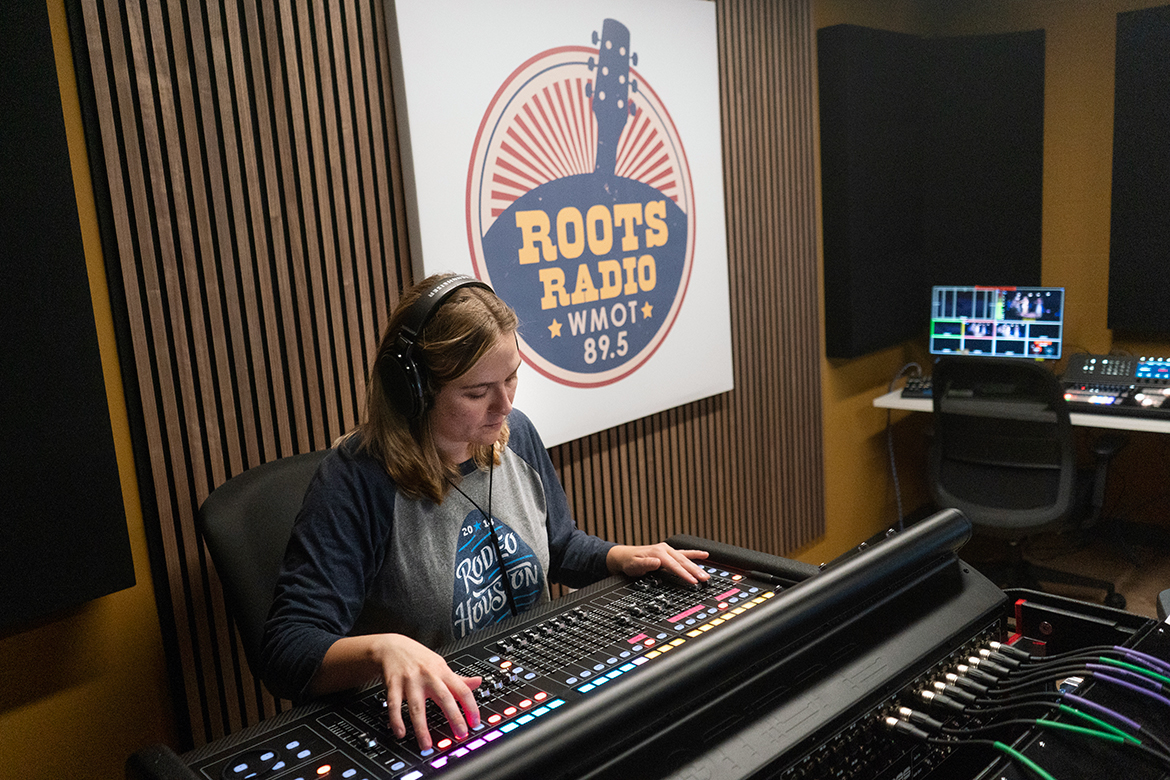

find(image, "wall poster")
[388,0,733,446]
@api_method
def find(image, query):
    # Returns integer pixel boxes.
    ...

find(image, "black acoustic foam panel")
[819,25,1045,359]
[1109,5,1170,335]
[0,1,134,632]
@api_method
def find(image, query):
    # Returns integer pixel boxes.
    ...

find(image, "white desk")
[873,388,1170,434]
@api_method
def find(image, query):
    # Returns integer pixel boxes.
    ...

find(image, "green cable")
[1098,656,1170,686]
[994,741,1057,780]
[1034,719,1128,745]
[1054,704,1141,745]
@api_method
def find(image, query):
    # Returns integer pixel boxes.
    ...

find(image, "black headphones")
[377,274,494,420]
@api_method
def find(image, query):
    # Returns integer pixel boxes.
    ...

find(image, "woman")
[261,273,709,751]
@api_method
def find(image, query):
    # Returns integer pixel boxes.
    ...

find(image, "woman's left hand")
[606,543,710,584]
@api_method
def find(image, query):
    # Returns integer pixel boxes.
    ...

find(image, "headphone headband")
[378,275,494,420]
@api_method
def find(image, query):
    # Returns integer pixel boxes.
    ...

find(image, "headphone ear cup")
[378,347,425,420]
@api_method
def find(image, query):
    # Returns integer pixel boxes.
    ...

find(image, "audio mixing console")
[176,561,794,780]
[142,511,1142,780]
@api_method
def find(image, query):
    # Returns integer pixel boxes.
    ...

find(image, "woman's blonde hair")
[358,274,518,503]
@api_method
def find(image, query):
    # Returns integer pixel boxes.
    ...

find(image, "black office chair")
[196,449,329,675]
[928,356,1126,609]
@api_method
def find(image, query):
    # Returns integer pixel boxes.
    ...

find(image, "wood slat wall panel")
[74,0,822,747]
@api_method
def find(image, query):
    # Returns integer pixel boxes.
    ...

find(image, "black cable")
[448,462,518,617]
[886,361,924,531]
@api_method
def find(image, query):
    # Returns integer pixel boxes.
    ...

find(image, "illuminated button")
[437,738,453,750]
[534,691,548,701]
[533,706,550,717]
[711,617,725,625]
[468,738,487,750]
[646,651,661,659]
[389,762,406,772]
[500,660,512,669]
[620,663,636,672]
[430,757,449,769]
[504,706,518,716]
[500,722,520,733]
[644,638,656,646]
[316,765,331,776]
[670,638,686,647]
[519,699,533,708]
[488,714,503,724]
[286,741,301,750]
[752,596,766,604]
[718,602,729,610]
[452,748,470,758]
[298,750,312,759]
[606,669,623,679]
[658,644,673,653]
[518,714,536,725]
[342,771,357,779]
[732,607,746,615]
[699,624,713,632]
[484,730,503,741]
[578,683,596,692]
[732,574,743,580]
[403,773,424,780]
[548,698,566,708]
[632,657,649,666]
[687,630,703,637]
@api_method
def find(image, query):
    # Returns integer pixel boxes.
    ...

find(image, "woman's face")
[430,332,520,463]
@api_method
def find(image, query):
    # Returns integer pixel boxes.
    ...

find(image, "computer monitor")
[929,285,1064,359]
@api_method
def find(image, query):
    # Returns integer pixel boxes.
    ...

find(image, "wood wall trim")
[76,0,822,746]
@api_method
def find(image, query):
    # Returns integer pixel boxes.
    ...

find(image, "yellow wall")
[0,3,177,778]
[797,0,1170,570]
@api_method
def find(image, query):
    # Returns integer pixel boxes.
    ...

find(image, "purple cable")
[1087,663,1163,691]
[1117,646,1170,678]
[1096,672,1170,710]
[1064,692,1145,733]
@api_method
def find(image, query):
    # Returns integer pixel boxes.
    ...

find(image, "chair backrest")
[928,356,1075,538]
[196,449,328,675]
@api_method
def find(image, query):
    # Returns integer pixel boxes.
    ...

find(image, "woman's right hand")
[313,633,482,751]
[373,633,482,750]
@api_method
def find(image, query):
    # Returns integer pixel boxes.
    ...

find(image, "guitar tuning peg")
[592,30,600,45]
[628,100,636,116]
[587,56,596,72]
[585,82,593,98]
[631,52,638,67]
[630,79,639,94]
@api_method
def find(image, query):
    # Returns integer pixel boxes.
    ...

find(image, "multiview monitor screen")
[929,285,1064,359]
